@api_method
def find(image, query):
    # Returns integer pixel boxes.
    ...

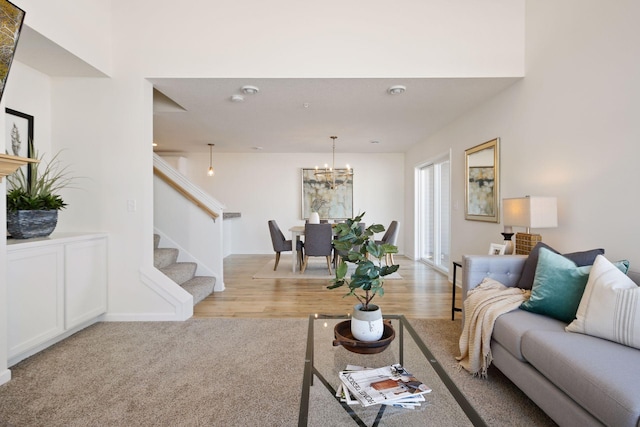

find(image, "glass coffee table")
[298,314,486,427]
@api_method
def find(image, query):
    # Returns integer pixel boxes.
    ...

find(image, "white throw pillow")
[566,255,640,349]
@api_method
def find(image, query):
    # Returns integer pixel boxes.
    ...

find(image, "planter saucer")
[332,320,395,354]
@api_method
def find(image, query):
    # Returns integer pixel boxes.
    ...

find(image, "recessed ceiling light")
[241,85,259,95]
[152,142,158,147]
[388,85,406,95]
[230,94,245,102]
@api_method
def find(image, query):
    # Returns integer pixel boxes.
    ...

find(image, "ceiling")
[150,77,520,155]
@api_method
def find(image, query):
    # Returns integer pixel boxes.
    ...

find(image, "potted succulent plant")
[328,212,399,341]
[6,145,74,239]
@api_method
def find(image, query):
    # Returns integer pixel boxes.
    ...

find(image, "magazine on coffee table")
[338,363,431,408]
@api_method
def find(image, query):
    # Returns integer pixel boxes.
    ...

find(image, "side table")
[452,261,462,320]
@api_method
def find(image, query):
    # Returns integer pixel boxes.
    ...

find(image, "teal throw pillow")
[520,247,630,323]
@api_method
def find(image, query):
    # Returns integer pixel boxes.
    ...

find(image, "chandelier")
[314,136,353,189]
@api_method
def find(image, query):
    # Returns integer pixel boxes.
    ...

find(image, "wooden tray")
[332,319,395,354]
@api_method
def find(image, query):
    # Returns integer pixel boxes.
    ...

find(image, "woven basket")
[7,210,58,239]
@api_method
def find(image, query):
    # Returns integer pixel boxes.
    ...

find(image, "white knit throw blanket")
[456,278,531,378]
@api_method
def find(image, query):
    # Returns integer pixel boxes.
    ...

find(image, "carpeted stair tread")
[181,276,215,304]
[154,234,215,306]
[160,262,197,285]
[154,247,179,269]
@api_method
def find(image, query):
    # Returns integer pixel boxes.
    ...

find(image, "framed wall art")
[0,1,26,104]
[465,138,500,223]
[301,168,353,220]
[5,108,33,157]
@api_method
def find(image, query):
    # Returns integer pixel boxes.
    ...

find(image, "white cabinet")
[7,233,107,366]
[65,238,108,329]
[7,245,65,358]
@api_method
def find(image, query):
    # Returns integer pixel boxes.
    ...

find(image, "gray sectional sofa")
[462,254,640,427]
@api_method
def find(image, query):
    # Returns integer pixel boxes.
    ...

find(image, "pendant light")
[207,143,215,177]
[314,136,352,189]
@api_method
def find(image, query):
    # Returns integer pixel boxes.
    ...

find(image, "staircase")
[154,234,215,305]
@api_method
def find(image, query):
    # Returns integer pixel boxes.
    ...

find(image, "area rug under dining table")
[252,258,403,280]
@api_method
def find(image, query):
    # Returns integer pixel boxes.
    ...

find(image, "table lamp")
[503,196,558,255]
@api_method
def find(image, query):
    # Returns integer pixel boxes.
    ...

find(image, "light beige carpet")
[0,318,555,427]
[252,258,403,280]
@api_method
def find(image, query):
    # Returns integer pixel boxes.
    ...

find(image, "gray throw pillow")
[516,242,604,290]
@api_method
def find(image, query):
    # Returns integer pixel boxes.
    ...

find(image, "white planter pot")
[351,304,384,342]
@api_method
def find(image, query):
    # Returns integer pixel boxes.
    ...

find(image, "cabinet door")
[7,245,65,358]
[65,237,108,329]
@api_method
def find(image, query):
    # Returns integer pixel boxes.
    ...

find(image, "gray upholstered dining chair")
[300,223,333,274]
[268,220,303,271]
[375,220,399,265]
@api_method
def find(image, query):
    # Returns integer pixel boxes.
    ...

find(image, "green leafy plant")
[327,212,399,310]
[6,144,74,212]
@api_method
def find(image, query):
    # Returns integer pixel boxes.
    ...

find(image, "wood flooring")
[193,255,461,319]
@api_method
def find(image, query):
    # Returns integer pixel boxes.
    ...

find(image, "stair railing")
[152,155,222,220]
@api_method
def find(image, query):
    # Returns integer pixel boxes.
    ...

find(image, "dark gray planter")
[7,210,58,239]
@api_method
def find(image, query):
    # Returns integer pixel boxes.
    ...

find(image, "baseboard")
[8,317,102,367]
[102,312,192,322]
[0,368,11,386]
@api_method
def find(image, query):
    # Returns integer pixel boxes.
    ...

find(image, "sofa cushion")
[492,309,566,361]
[521,248,593,322]
[520,248,629,323]
[517,242,604,290]
[521,330,640,427]
[567,255,640,349]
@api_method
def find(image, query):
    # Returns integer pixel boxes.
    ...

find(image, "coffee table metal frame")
[298,313,486,427]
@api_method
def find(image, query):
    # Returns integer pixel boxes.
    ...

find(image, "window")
[417,154,450,272]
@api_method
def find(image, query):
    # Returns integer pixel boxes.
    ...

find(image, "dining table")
[288,225,305,272]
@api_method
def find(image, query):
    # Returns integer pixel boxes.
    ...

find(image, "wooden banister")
[153,166,219,220]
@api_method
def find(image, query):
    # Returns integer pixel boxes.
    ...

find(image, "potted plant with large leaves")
[6,146,74,239]
[328,212,399,341]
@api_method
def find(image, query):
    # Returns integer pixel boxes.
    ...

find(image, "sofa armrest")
[461,255,527,304]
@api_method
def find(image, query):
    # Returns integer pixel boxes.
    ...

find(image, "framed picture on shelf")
[488,243,507,255]
[301,168,353,220]
[5,108,33,158]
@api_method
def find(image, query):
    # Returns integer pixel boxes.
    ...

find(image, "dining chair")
[375,220,399,265]
[268,220,303,270]
[300,223,333,274]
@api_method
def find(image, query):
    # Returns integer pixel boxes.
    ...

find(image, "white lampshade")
[503,196,558,232]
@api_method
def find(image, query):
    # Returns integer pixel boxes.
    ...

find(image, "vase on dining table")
[309,212,320,224]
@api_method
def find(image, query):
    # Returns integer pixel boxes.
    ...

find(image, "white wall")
[114,0,524,78]
[3,62,52,154]
[180,152,405,254]
[13,0,112,74]
[405,0,640,274]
